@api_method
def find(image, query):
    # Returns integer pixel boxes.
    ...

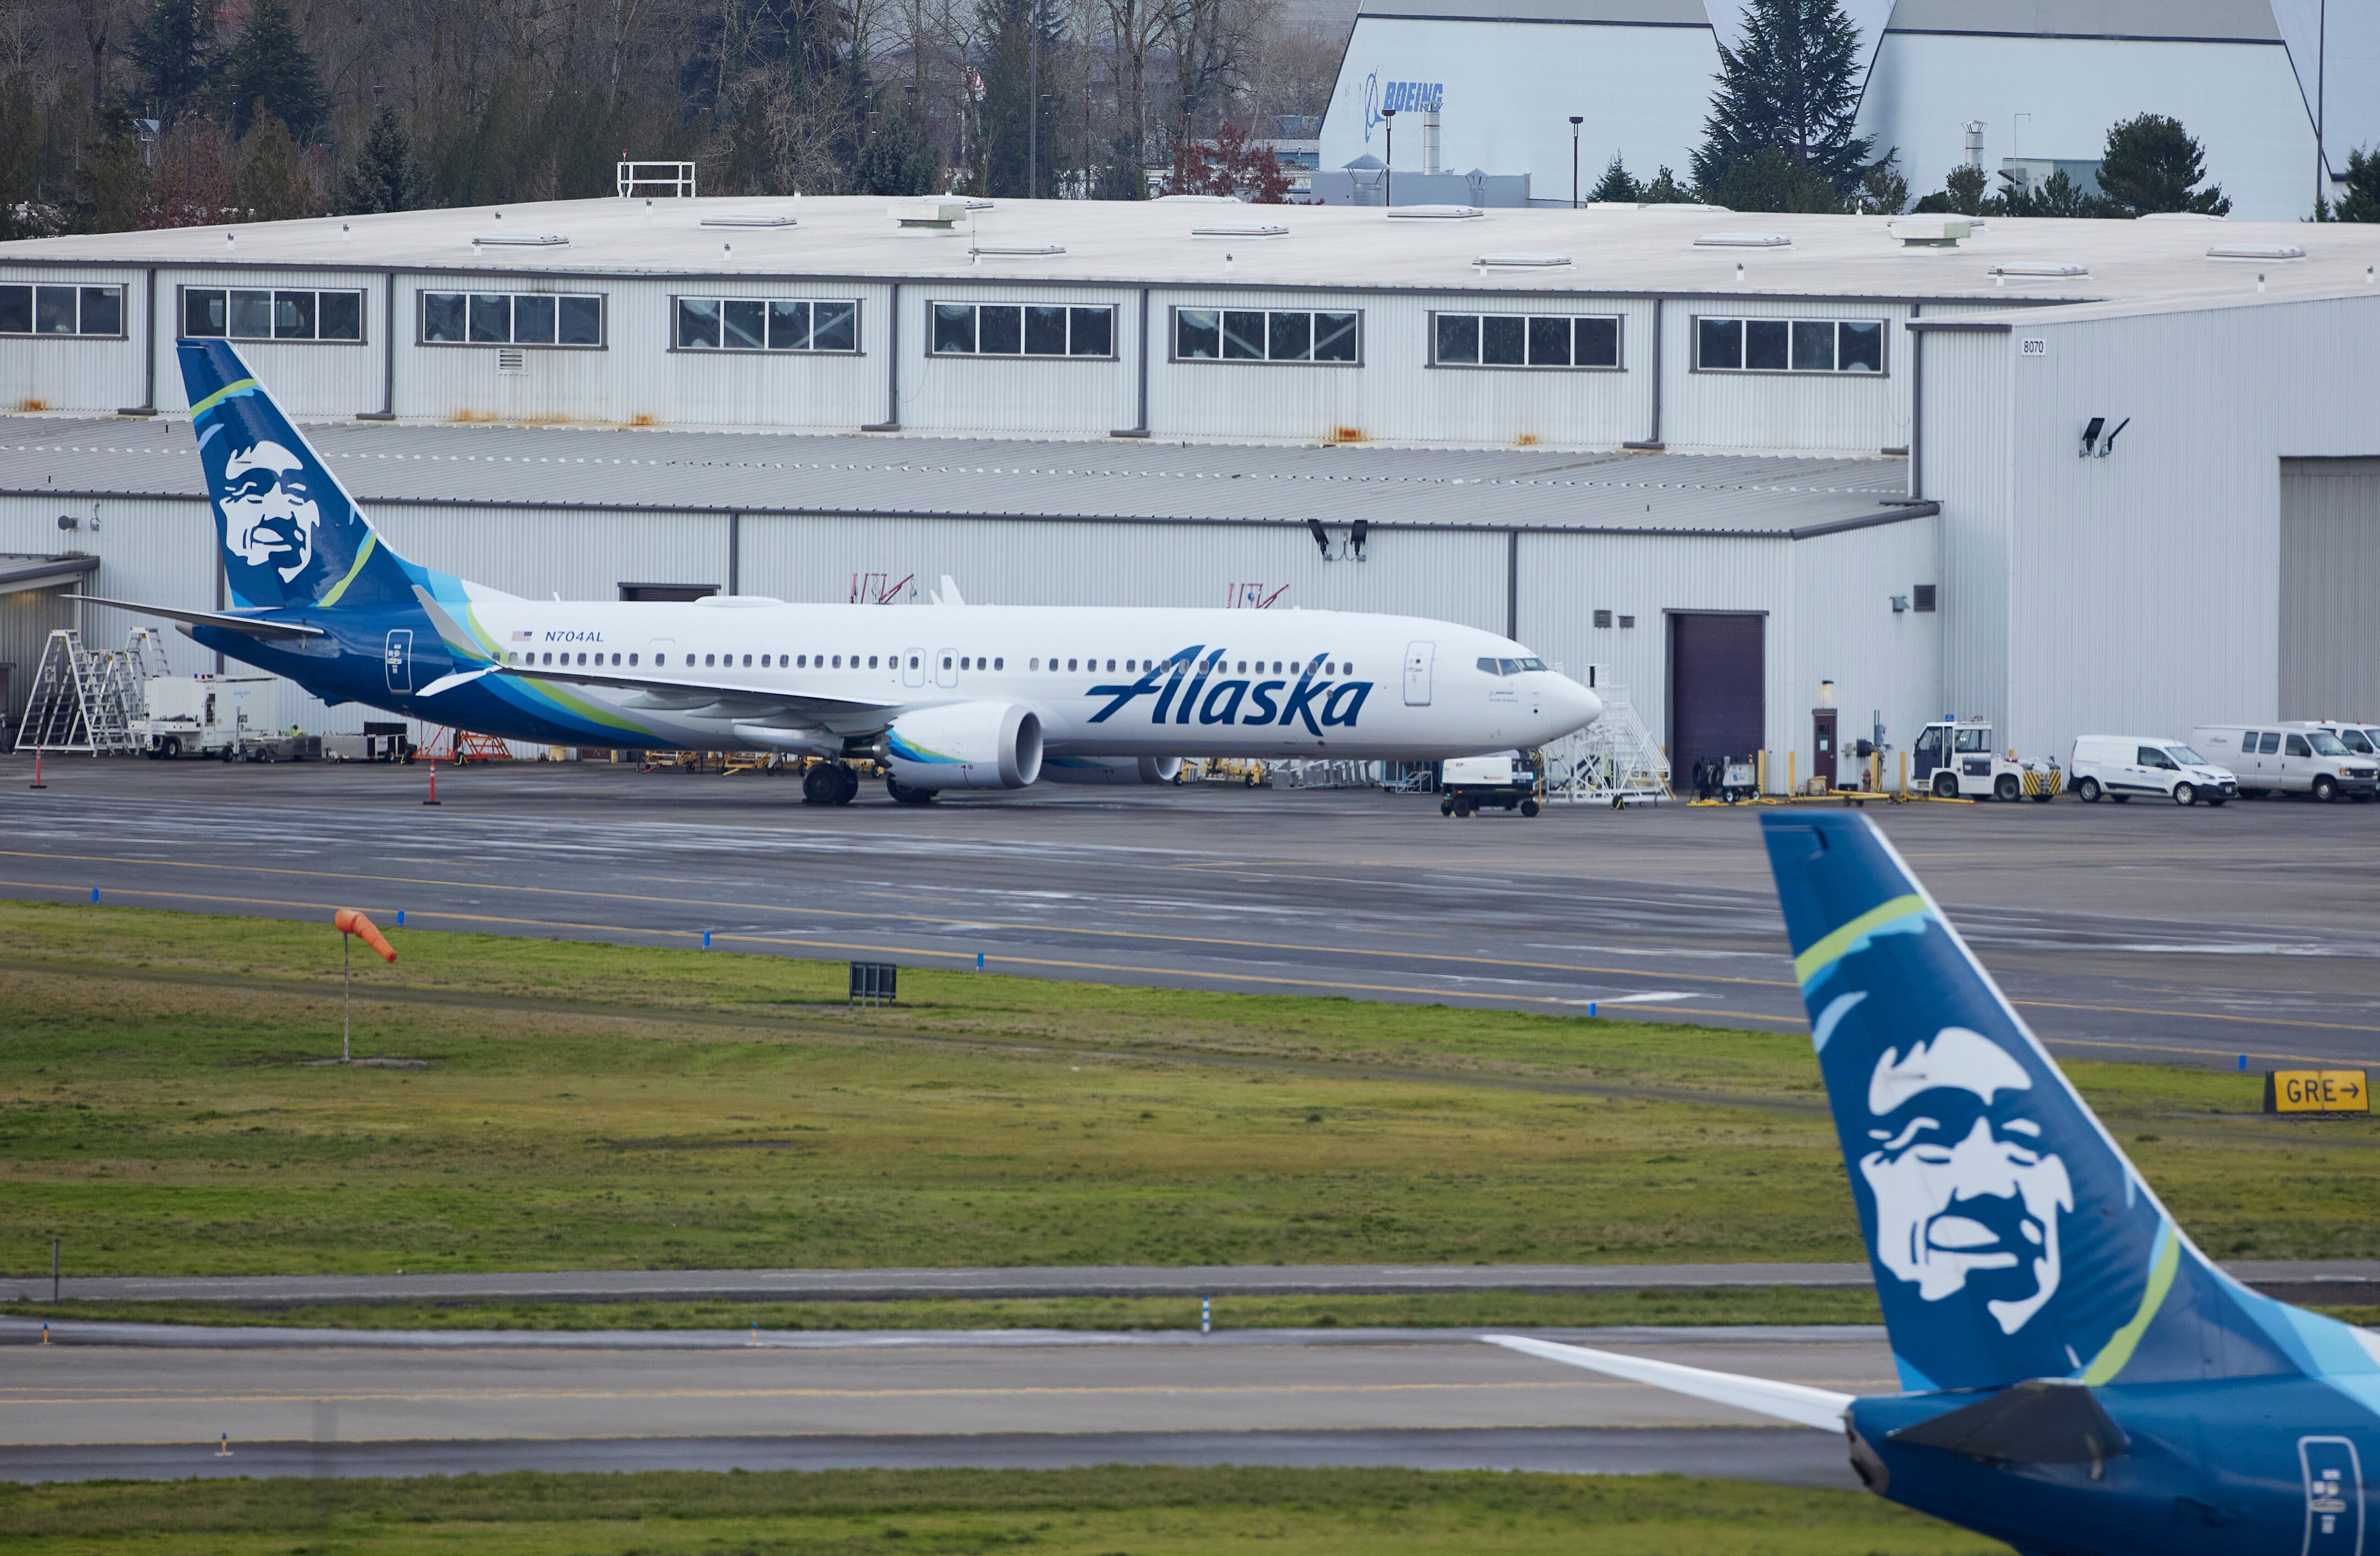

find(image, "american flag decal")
[511,630,533,642]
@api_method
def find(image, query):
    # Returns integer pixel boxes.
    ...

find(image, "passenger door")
[1403,642,1434,707]
[2282,733,2315,792]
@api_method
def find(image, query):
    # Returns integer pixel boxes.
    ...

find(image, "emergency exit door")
[1403,642,1434,706]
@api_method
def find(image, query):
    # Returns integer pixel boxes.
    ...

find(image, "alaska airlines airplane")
[1493,812,2380,1556]
[78,342,1600,803]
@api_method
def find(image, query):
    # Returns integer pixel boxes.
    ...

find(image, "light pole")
[1569,115,1582,207]
[2317,0,2328,216]
[1381,108,1395,207]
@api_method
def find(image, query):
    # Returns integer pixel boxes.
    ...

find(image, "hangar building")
[1319,0,2336,222]
[1,195,2376,789]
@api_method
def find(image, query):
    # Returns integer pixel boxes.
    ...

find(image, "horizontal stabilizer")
[1483,1334,1853,1431]
[66,594,324,640]
[1888,1377,2130,1464]
[417,667,497,698]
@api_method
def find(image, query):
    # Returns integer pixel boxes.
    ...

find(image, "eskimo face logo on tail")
[220,440,323,585]
[195,408,373,611]
[1860,1027,2074,1335]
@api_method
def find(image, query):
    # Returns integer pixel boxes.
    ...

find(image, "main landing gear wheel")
[1932,771,1959,799]
[2076,776,2102,803]
[886,778,936,805]
[802,764,839,805]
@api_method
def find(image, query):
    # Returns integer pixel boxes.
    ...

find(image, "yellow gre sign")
[2265,1070,2371,1115]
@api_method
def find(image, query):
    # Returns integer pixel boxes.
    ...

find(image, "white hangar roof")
[0,416,1927,538]
[7,197,2378,310]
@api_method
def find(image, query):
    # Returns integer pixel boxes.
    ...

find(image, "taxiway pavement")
[0,1322,1886,1486]
[3,761,2376,1066]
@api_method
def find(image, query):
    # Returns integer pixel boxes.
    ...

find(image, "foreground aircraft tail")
[1760,811,2347,1396]
[178,340,417,613]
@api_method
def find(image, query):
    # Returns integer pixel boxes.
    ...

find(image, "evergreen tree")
[853,105,935,196]
[213,0,329,141]
[2095,113,2228,217]
[1640,165,1689,203]
[1913,163,1998,217]
[334,106,424,213]
[124,0,214,125]
[1587,152,1639,203]
[1852,151,1907,214]
[1700,144,1845,212]
[235,108,316,219]
[2001,167,2110,218]
[976,0,1062,198]
[1692,0,1874,200]
[2339,147,2380,223]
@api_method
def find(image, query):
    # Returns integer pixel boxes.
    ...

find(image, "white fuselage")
[474,599,1600,760]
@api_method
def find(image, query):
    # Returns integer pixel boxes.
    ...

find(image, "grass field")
[6,898,2378,1286]
[0,1465,2003,1555]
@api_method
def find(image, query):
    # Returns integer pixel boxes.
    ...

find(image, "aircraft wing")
[1483,1334,1855,1431]
[492,663,902,727]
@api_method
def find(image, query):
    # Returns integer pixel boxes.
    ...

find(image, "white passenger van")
[2189,724,2380,802]
[2069,737,2236,805]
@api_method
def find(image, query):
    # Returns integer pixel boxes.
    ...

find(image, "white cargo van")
[2069,737,2235,805]
[2189,724,2379,802]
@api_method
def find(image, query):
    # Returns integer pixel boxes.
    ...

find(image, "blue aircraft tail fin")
[1760,812,2326,1394]
[179,340,415,612]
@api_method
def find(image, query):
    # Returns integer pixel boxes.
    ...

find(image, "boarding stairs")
[14,630,144,755]
[1542,681,1672,804]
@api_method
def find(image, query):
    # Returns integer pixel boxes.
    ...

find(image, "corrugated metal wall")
[2278,458,2380,719]
[8,259,1961,453]
[1790,517,1944,777]
[1917,327,2012,739]
[0,579,77,731]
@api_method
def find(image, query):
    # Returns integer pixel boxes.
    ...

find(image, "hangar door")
[2281,459,2380,719]
[1668,612,1765,789]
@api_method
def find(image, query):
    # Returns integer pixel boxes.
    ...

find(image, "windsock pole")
[330,910,398,1063]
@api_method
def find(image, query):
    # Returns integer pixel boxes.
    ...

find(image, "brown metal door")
[1812,709,1838,788]
[1667,613,1765,792]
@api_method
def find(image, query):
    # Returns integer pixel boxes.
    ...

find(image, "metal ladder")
[1543,682,1673,804]
[13,630,143,755]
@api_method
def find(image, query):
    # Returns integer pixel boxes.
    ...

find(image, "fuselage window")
[943,656,953,671]
[909,655,920,669]
[797,654,807,668]
[704,654,715,667]
[629,653,638,666]
[831,655,841,668]
[1068,658,1078,671]
[1106,659,1116,671]
[578,653,587,665]
[1030,658,1041,670]
[993,657,1003,670]
[742,654,751,667]
[868,655,879,668]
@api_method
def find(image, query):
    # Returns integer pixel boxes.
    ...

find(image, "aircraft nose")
[1549,676,1602,735]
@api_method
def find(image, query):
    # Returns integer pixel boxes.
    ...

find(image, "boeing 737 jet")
[78,342,1601,803]
[1492,812,2380,1556]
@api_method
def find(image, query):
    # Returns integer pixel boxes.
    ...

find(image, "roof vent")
[2208,242,2304,261]
[702,212,797,228]
[1989,261,2087,279]
[890,200,968,229]
[1886,218,1971,248]
[1192,222,1288,238]
[1387,205,1482,220]
[970,241,1065,256]
[2139,212,2225,221]
[1695,231,1789,248]
[1474,251,1571,268]
[1157,193,1245,204]
[1645,202,1727,212]
[473,231,567,246]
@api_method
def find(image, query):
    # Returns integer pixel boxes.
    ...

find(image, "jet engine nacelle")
[880,702,1043,789]
[1038,756,1183,786]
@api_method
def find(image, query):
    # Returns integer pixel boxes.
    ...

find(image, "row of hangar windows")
[2,281,1892,377]
[508,647,1365,677]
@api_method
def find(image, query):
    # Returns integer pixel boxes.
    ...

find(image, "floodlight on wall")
[2079,416,2105,457]
[1349,519,1369,560]
[2098,417,2129,457]
[1891,594,1909,613]
[1307,518,1332,558]
[56,514,78,530]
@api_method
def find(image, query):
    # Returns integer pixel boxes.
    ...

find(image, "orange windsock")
[333,908,397,963]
